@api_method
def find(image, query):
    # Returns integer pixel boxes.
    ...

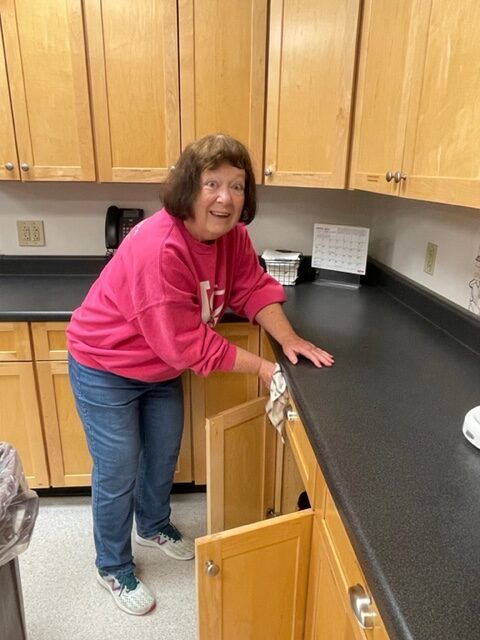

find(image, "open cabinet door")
[196,509,313,640]
[206,397,277,533]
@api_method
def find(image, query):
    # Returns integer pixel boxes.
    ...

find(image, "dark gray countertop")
[0,274,99,321]
[272,283,480,640]
[2,257,480,639]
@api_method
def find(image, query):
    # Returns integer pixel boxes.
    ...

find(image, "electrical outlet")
[16,220,45,246]
[424,242,437,276]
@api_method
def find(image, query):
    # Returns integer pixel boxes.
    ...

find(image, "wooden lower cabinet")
[196,510,313,640]
[206,397,276,534]
[306,515,366,640]
[0,361,49,488]
[191,323,260,484]
[36,360,91,486]
[197,393,390,639]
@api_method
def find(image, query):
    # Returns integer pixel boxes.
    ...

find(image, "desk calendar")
[312,224,370,275]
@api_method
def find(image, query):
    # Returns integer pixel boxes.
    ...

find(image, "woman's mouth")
[209,210,230,218]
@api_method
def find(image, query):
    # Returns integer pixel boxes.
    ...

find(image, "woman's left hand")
[282,335,334,368]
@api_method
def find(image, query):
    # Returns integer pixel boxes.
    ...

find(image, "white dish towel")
[265,363,289,443]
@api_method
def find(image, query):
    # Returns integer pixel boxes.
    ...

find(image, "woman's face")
[185,163,246,242]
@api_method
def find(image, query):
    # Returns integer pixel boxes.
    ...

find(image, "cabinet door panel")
[85,0,180,182]
[0,362,49,488]
[306,516,367,640]
[179,0,267,181]
[0,23,19,180]
[402,0,480,207]
[175,372,193,482]
[349,0,424,195]
[265,0,359,187]
[206,397,276,533]
[36,361,91,486]
[191,323,259,484]
[0,323,31,361]
[31,322,68,360]
[1,0,95,181]
[196,510,313,640]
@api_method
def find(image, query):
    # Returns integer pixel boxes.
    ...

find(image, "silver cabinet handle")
[348,584,376,629]
[264,168,273,177]
[287,409,298,421]
[4,162,14,171]
[20,163,30,172]
[394,171,407,183]
[205,560,219,577]
[385,171,394,182]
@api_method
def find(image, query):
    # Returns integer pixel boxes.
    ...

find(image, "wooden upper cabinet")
[351,0,480,209]
[0,0,95,181]
[264,0,360,188]
[349,0,424,196]
[84,0,181,182]
[401,0,480,208]
[0,24,19,180]
[178,0,267,181]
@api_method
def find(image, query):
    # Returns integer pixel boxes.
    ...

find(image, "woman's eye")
[205,180,217,188]
[233,183,245,192]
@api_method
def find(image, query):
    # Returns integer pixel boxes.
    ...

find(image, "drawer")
[0,323,32,361]
[31,322,68,360]
[323,488,390,637]
[286,400,318,505]
[324,487,366,590]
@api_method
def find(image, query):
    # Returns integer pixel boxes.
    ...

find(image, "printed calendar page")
[312,224,370,275]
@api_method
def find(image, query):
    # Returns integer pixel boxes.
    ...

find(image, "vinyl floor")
[18,493,207,640]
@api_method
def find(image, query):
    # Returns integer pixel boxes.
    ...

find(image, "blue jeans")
[68,353,184,576]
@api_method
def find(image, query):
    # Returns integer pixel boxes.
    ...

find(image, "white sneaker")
[96,570,156,616]
[136,522,195,560]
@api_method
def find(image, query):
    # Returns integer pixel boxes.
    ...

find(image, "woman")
[67,133,334,616]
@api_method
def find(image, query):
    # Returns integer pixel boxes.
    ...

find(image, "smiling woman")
[66,132,333,617]
[184,164,246,242]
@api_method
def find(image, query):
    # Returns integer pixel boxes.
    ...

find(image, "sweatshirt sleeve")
[227,226,287,322]
[131,250,237,376]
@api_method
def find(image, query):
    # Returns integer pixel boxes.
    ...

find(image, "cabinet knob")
[170,165,175,171]
[348,584,376,629]
[4,162,14,171]
[385,171,394,182]
[205,560,219,577]
[20,163,30,172]
[393,171,407,183]
[264,168,273,177]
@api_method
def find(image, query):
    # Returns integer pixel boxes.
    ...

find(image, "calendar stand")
[313,268,361,289]
[311,223,369,289]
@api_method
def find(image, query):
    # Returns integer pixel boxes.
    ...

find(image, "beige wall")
[0,183,478,315]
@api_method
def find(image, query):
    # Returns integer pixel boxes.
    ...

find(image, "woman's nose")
[216,186,232,203]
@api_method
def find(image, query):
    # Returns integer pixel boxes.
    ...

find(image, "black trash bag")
[0,442,39,566]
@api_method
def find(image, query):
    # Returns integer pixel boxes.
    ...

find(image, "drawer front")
[323,491,389,637]
[286,401,318,505]
[31,322,68,360]
[0,323,32,361]
[324,488,366,588]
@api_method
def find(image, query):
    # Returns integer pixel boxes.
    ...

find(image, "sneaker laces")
[159,522,182,542]
[117,572,139,593]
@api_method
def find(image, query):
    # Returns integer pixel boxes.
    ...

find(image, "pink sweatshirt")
[67,209,286,382]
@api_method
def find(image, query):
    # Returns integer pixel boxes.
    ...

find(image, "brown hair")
[162,133,257,224]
